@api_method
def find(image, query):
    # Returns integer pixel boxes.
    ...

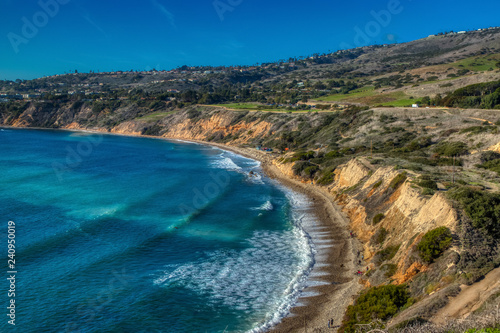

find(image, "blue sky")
[0,0,499,80]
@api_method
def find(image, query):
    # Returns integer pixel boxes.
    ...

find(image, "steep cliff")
[326,158,459,284]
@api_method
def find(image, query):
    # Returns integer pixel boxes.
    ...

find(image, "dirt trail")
[439,108,495,124]
[431,266,500,324]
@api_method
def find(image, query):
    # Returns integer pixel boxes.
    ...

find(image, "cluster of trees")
[340,285,413,332]
[439,80,500,109]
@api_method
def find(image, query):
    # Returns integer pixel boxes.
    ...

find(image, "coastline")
[189,140,364,332]
[1,126,363,332]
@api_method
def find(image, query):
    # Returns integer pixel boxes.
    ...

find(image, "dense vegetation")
[340,285,413,333]
[449,188,500,238]
[440,80,500,109]
[417,227,453,263]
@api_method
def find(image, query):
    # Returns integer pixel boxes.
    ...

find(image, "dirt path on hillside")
[431,266,500,324]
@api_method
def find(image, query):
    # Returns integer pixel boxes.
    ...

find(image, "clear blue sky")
[0,0,499,80]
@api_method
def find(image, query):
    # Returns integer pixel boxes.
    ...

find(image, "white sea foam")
[154,228,314,329]
[210,155,243,171]
[246,171,264,184]
[250,200,274,211]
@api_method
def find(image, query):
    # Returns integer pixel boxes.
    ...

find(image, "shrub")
[372,180,383,189]
[373,213,385,225]
[290,151,316,162]
[478,151,500,175]
[390,172,408,190]
[371,227,388,245]
[448,187,500,237]
[478,159,500,175]
[481,151,500,163]
[325,150,343,159]
[374,245,400,264]
[317,171,335,185]
[417,227,453,263]
[419,179,438,190]
[292,161,319,179]
[340,285,413,333]
[422,188,435,196]
[434,141,468,157]
[303,165,319,178]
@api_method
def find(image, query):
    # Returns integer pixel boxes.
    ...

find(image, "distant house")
[457,31,466,34]
[167,89,180,93]
[412,104,419,108]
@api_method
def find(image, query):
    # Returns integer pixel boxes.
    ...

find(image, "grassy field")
[317,86,376,102]
[317,88,415,107]
[135,111,177,121]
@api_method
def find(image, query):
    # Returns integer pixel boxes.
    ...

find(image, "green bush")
[374,245,400,264]
[481,151,500,163]
[373,213,385,225]
[448,187,500,237]
[340,285,413,333]
[317,171,335,185]
[465,329,500,333]
[372,180,383,190]
[303,165,319,178]
[290,151,316,162]
[422,188,435,196]
[371,227,388,245]
[478,159,500,175]
[324,150,343,159]
[390,172,408,190]
[433,141,468,157]
[417,227,453,263]
[478,151,500,175]
[419,179,438,190]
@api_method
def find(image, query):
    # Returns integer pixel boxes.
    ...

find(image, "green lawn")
[380,98,416,107]
[316,87,417,107]
[135,111,177,121]
[317,86,375,102]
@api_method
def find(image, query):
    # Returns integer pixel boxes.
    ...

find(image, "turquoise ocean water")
[0,128,316,333]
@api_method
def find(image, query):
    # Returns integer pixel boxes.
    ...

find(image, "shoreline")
[192,140,363,332]
[1,126,363,332]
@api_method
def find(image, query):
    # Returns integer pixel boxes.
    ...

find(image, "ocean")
[0,128,317,333]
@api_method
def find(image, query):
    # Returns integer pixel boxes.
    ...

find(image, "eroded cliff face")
[163,112,272,144]
[326,158,458,284]
[1,104,274,145]
[269,157,460,287]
